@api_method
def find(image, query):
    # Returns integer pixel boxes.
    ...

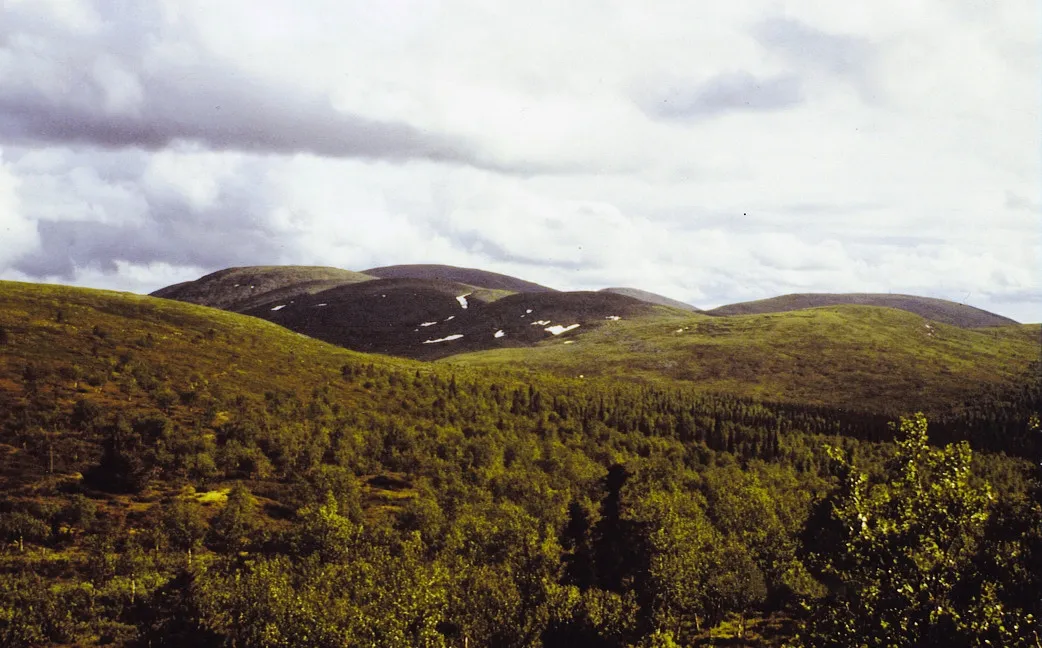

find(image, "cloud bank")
[0,0,1038,322]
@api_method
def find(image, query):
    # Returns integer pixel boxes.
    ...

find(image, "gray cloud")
[10,152,288,278]
[642,72,804,121]
[434,225,587,271]
[754,17,876,95]
[0,1,511,171]
[0,82,481,163]
[1005,191,1040,212]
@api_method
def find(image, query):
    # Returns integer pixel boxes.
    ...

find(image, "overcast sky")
[1,0,1039,321]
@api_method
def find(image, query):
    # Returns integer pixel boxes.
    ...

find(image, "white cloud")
[0,150,41,266]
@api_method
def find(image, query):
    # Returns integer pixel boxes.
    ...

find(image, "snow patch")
[270,305,286,311]
[423,334,464,344]
[563,340,575,345]
[545,324,580,336]
[444,315,455,322]
[315,303,328,307]
[605,315,621,321]
[674,328,684,333]
[419,321,438,327]
[456,293,471,309]
[526,309,533,314]
[531,320,551,326]
[494,330,505,339]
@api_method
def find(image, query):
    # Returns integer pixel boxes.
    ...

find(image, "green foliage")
[292,491,359,562]
[208,484,258,552]
[799,413,1037,647]
[0,575,80,646]
[0,511,49,552]
[162,495,207,563]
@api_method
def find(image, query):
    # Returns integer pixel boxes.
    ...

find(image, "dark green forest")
[0,282,1040,646]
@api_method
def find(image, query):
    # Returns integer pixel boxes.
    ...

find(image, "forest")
[0,282,1040,647]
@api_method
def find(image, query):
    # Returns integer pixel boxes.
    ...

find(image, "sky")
[0,0,1039,322]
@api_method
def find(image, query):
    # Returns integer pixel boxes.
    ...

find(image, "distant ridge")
[363,264,557,293]
[600,287,701,312]
[707,293,1017,328]
[151,265,373,312]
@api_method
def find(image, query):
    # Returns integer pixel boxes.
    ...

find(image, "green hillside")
[0,280,1039,647]
[444,305,1039,416]
[707,293,1019,328]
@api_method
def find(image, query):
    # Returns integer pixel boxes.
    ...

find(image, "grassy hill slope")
[151,265,374,312]
[444,305,1040,415]
[707,293,1018,328]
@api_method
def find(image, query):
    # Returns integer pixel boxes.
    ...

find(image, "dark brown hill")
[151,265,373,312]
[363,264,557,293]
[600,287,701,312]
[241,279,653,360]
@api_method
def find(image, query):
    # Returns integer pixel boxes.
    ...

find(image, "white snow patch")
[423,334,464,344]
[675,328,684,333]
[444,315,455,322]
[563,340,575,345]
[315,303,328,307]
[531,320,551,326]
[234,284,240,287]
[456,293,471,309]
[526,309,533,314]
[605,315,621,321]
[545,324,580,336]
[494,330,505,338]
[381,294,386,298]
[419,321,438,327]
[270,304,286,311]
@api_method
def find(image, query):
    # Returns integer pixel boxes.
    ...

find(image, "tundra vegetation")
[0,281,1039,646]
